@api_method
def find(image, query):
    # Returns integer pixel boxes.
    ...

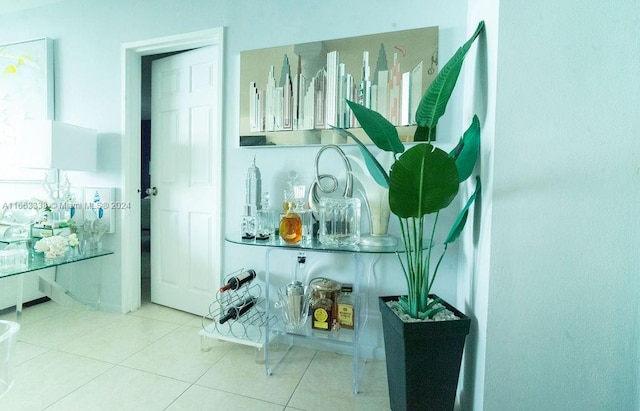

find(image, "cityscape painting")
[239,26,438,146]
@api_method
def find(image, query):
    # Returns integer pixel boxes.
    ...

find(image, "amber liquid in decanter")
[279,212,302,244]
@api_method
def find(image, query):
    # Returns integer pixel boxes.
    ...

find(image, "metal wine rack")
[200,268,277,347]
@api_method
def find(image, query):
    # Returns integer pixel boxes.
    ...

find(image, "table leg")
[15,275,24,323]
[38,266,96,309]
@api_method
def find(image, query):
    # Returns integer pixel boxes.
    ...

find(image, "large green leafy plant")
[337,22,485,319]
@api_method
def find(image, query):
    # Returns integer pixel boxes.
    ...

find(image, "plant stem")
[411,217,419,311]
[420,211,439,312]
[428,243,448,296]
[418,216,427,310]
[397,215,416,315]
[394,216,410,297]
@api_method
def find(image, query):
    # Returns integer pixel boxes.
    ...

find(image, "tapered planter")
[379,295,471,411]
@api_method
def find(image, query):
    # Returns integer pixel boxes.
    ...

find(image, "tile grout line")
[41,360,119,410]
[283,349,318,410]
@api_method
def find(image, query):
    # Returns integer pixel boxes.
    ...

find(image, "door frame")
[120,27,224,313]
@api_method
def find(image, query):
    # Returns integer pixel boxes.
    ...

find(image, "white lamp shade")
[15,120,97,171]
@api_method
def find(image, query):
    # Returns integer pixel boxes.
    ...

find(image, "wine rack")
[200,269,277,349]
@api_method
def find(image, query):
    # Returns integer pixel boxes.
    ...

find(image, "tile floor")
[0,299,391,410]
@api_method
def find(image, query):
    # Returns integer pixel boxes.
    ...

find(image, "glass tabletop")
[0,248,114,279]
[225,232,411,254]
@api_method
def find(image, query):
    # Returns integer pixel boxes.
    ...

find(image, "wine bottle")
[218,296,258,324]
[219,269,256,292]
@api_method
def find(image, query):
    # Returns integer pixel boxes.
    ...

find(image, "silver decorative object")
[308,144,353,215]
[244,156,262,216]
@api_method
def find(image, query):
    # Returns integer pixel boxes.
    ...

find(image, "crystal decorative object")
[318,197,361,246]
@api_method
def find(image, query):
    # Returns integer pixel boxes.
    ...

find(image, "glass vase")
[84,239,102,255]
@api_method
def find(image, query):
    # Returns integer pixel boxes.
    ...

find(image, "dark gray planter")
[379,295,471,411]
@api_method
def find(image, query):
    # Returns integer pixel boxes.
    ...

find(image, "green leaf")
[413,125,433,142]
[332,126,389,188]
[398,296,410,314]
[422,305,446,319]
[415,21,485,130]
[389,144,459,218]
[445,176,481,244]
[450,115,481,182]
[346,100,404,154]
[426,296,442,310]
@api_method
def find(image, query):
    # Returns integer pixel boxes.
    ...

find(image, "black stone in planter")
[379,295,471,411]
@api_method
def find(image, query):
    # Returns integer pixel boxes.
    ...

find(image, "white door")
[150,46,221,316]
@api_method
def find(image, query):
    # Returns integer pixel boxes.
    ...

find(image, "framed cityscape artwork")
[0,37,54,180]
[239,26,438,146]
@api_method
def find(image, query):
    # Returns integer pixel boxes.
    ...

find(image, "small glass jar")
[241,214,256,240]
[256,192,275,241]
[318,197,361,246]
[309,277,340,306]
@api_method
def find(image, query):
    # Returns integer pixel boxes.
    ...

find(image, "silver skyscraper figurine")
[245,156,262,216]
[241,156,261,239]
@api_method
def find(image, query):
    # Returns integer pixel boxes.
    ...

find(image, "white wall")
[483,1,640,410]
[458,1,500,410]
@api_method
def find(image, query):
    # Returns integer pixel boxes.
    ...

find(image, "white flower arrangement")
[34,235,69,259]
[67,233,79,247]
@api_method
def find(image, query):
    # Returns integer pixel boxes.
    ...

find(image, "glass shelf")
[272,315,356,347]
[0,243,114,322]
[225,232,406,254]
[0,247,114,279]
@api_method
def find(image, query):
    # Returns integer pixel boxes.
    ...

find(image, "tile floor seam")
[190,341,255,389]
[14,342,51,366]
[116,362,201,385]
[187,348,230,384]
[112,324,182,366]
[45,321,172,365]
[50,347,121,366]
[126,312,195,326]
[173,384,289,410]
[284,350,317,410]
[16,344,122,369]
[160,381,193,410]
[41,362,119,410]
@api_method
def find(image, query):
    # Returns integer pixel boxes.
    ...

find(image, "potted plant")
[335,21,485,410]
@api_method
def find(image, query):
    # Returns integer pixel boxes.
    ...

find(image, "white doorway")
[120,28,224,314]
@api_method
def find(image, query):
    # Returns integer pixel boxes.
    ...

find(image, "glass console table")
[0,244,113,321]
[224,233,405,395]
